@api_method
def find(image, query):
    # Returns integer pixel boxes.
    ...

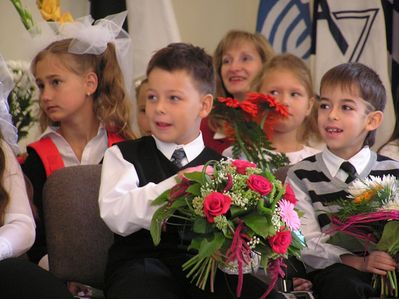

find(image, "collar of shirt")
[153,132,205,163]
[40,124,106,139]
[40,124,107,166]
[322,146,371,178]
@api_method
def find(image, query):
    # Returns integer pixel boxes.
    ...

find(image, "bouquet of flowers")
[6,60,39,141]
[150,159,305,298]
[327,175,399,298]
[210,92,290,171]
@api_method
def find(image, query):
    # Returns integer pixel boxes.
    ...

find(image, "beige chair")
[42,165,113,290]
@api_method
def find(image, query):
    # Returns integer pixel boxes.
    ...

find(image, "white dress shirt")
[99,134,205,236]
[39,125,108,166]
[286,147,371,270]
[0,140,35,260]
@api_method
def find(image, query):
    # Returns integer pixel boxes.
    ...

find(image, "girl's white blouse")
[0,140,35,260]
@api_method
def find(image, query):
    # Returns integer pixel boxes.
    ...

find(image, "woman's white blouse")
[0,140,35,260]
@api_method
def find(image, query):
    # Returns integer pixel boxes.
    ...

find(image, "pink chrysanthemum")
[279,200,301,231]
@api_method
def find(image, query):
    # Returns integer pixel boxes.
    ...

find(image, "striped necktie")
[340,161,357,183]
[171,148,186,168]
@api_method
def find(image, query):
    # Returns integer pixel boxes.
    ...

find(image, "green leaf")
[150,204,175,246]
[376,221,399,254]
[327,232,375,253]
[196,233,225,259]
[230,205,250,218]
[188,237,202,251]
[186,183,201,196]
[184,171,206,184]
[151,189,171,206]
[243,212,275,238]
[170,197,188,209]
[193,218,211,234]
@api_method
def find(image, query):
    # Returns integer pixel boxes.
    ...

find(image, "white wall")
[0,0,259,60]
[172,0,259,54]
[0,1,90,61]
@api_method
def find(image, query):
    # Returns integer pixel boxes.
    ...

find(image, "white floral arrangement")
[6,60,39,141]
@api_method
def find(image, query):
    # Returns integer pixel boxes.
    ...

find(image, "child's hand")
[341,251,397,275]
[293,277,312,291]
[362,251,397,275]
[177,165,214,179]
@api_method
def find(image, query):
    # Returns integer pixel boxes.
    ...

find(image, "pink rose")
[203,192,231,223]
[283,184,297,204]
[247,174,273,196]
[268,230,292,254]
[232,160,257,175]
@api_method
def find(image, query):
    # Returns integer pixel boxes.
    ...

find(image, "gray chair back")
[43,165,113,289]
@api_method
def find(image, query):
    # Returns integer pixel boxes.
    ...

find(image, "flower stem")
[234,123,254,162]
[10,0,35,30]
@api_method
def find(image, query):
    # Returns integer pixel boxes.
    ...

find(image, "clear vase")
[218,252,260,275]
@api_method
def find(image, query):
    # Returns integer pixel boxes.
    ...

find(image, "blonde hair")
[253,53,321,144]
[31,39,136,140]
[213,30,275,98]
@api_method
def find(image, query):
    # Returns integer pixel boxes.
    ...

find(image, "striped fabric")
[288,152,399,229]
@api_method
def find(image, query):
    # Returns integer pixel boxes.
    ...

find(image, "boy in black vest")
[99,43,284,299]
[287,62,399,299]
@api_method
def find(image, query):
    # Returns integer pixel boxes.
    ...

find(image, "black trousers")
[0,258,74,299]
[310,263,377,299]
[105,254,285,299]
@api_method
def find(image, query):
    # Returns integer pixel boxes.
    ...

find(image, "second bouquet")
[150,158,305,298]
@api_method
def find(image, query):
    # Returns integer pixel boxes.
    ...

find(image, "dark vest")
[106,136,222,273]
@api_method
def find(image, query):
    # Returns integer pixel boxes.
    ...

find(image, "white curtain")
[127,0,181,84]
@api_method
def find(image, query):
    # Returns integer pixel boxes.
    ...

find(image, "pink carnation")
[279,200,301,231]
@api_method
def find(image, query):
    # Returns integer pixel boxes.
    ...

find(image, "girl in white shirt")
[223,54,323,165]
[22,13,136,266]
[255,53,323,164]
[0,53,73,299]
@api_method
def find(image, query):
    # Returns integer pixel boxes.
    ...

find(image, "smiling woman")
[202,30,275,154]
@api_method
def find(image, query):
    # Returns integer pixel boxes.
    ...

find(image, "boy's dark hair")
[320,62,386,147]
[146,43,215,95]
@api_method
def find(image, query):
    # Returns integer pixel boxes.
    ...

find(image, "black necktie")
[171,148,186,168]
[340,161,357,183]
